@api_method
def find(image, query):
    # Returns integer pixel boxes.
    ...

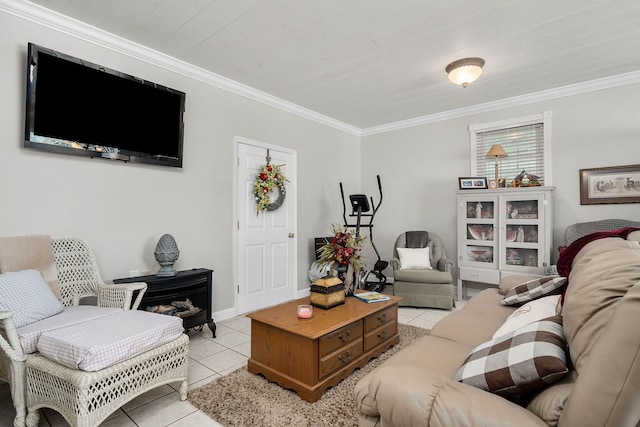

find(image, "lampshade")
[485,144,508,159]
[445,57,485,88]
[486,144,508,183]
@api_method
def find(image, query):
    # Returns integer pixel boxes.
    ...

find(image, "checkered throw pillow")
[502,276,567,306]
[454,315,568,396]
[0,269,64,328]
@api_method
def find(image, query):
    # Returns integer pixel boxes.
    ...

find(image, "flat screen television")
[24,43,186,168]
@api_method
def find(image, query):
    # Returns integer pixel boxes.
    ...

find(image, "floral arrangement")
[254,163,287,212]
[317,224,367,271]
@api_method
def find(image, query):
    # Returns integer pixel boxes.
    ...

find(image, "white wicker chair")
[0,237,189,427]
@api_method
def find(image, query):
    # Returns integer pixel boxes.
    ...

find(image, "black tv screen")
[24,43,185,167]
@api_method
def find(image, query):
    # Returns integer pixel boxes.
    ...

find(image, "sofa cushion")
[502,276,566,306]
[16,305,122,353]
[0,269,64,328]
[397,247,432,269]
[498,275,537,295]
[37,310,184,371]
[393,268,450,284]
[492,295,561,339]
[562,237,640,373]
[430,289,514,347]
[454,315,568,396]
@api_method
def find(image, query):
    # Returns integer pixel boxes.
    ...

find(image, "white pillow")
[492,294,561,339]
[0,269,64,328]
[397,247,432,270]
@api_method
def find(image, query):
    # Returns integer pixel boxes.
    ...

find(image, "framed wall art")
[459,177,488,190]
[579,164,640,205]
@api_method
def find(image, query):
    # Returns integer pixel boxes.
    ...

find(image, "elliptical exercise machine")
[340,175,388,293]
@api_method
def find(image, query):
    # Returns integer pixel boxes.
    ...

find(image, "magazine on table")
[354,291,390,303]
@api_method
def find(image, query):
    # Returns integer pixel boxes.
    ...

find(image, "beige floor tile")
[120,385,174,412]
[231,340,251,357]
[167,410,224,426]
[407,318,437,330]
[126,393,198,427]
[100,412,137,427]
[186,373,220,392]
[212,331,250,348]
[218,360,247,377]
[198,349,248,374]
[220,316,251,331]
[186,360,217,385]
[188,339,227,361]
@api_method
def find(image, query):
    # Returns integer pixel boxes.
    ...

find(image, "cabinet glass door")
[500,194,544,272]
[460,198,497,267]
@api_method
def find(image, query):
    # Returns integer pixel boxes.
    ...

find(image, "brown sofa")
[355,233,640,426]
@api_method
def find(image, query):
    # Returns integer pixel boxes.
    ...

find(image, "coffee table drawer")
[364,306,396,333]
[319,320,362,357]
[364,320,397,352]
[319,339,363,379]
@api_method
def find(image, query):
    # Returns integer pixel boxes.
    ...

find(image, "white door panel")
[236,140,296,314]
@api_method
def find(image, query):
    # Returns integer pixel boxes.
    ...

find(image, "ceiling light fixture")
[445,57,485,88]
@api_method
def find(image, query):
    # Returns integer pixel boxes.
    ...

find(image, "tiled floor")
[0,298,466,427]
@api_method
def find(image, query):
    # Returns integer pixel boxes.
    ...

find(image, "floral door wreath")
[254,150,288,213]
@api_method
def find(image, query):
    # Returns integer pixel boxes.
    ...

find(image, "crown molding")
[0,0,362,136]
[3,0,640,139]
[361,71,640,136]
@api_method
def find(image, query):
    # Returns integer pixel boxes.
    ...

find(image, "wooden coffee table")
[246,294,401,402]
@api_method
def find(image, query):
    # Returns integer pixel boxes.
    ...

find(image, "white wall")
[2,9,638,319]
[0,11,360,318]
[361,84,640,274]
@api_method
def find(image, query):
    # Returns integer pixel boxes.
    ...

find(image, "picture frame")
[458,177,488,190]
[579,164,640,205]
[498,178,507,188]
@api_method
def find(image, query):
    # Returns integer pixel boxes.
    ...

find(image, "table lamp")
[485,144,508,183]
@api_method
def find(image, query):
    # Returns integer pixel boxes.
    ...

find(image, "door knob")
[288,233,294,238]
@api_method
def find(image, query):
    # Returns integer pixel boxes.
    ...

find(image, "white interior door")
[236,140,296,314]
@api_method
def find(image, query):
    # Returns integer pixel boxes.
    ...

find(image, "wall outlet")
[129,269,140,277]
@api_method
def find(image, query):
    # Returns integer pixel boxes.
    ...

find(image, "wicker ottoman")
[25,333,189,427]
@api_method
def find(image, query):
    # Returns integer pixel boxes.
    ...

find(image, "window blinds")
[476,123,544,183]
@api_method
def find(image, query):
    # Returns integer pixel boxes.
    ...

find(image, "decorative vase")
[343,264,361,296]
[154,234,179,277]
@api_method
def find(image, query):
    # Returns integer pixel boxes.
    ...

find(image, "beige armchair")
[390,231,455,309]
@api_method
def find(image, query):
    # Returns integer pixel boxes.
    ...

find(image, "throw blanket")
[557,227,640,277]
[406,231,428,248]
[557,227,639,304]
[0,234,61,299]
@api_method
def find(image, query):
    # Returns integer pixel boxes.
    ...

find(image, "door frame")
[233,136,298,314]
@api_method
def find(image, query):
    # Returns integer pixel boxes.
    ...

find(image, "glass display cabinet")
[456,187,554,300]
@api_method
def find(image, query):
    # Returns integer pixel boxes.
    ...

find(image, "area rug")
[188,324,429,427]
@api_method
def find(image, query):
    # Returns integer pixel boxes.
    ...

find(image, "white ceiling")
[12,0,640,131]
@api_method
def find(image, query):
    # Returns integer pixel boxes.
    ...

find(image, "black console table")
[114,268,216,337]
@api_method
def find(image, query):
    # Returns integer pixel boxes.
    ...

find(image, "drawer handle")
[338,330,351,342]
[338,350,351,363]
[377,330,387,340]
[377,313,387,323]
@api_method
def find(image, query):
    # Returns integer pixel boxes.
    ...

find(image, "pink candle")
[297,305,313,319]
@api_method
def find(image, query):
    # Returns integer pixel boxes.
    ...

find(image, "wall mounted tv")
[24,43,186,168]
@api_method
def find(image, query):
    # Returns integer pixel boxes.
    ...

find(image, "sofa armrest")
[437,257,454,273]
[390,257,400,270]
[0,311,27,363]
[97,282,147,310]
[362,364,547,427]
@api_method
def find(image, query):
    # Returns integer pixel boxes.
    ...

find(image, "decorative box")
[310,275,345,309]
